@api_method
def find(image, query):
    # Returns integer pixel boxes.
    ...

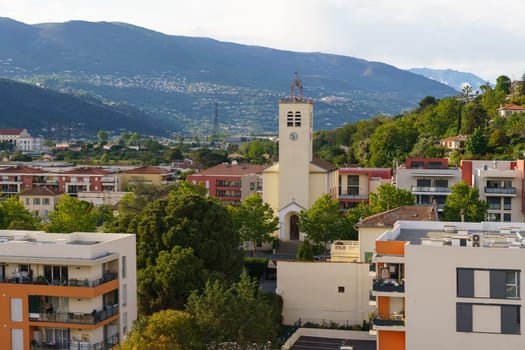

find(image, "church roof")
[355,205,437,228]
[194,163,267,176]
[311,156,338,171]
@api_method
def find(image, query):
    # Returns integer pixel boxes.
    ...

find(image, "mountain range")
[0,17,458,138]
[408,68,488,92]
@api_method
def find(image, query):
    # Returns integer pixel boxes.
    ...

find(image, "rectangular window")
[456,303,473,332]
[416,179,431,187]
[504,213,511,222]
[505,271,519,298]
[487,197,501,210]
[122,256,127,279]
[33,198,41,205]
[10,298,23,322]
[501,305,520,334]
[122,284,128,306]
[43,198,50,205]
[347,175,359,196]
[25,198,29,205]
[504,197,512,210]
[457,268,474,297]
[338,286,345,293]
[123,311,128,335]
[11,329,23,350]
[287,112,294,127]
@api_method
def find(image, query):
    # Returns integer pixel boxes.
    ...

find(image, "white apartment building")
[0,129,43,152]
[371,220,525,350]
[395,158,462,216]
[0,230,136,350]
[461,160,525,222]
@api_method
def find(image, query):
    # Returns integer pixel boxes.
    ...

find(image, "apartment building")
[58,168,117,196]
[0,166,51,196]
[0,230,136,350]
[117,166,174,191]
[19,187,63,220]
[461,160,525,222]
[371,220,525,350]
[187,163,267,206]
[338,168,391,209]
[395,158,462,215]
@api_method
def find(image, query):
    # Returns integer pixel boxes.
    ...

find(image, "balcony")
[411,186,451,194]
[338,193,368,200]
[31,333,119,350]
[484,187,516,195]
[372,278,405,293]
[29,304,118,325]
[3,272,118,287]
[373,312,405,327]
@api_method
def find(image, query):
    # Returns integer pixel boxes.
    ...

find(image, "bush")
[244,257,268,280]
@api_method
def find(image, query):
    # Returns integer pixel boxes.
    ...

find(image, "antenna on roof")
[290,72,304,101]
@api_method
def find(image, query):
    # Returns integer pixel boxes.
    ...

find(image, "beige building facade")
[276,260,373,326]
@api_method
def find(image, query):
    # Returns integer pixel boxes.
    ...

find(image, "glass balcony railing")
[372,278,405,293]
[411,186,451,193]
[3,272,118,287]
[484,187,516,194]
[29,304,118,325]
[373,312,405,327]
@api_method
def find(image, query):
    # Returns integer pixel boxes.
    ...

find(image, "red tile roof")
[62,167,112,175]
[121,166,168,175]
[0,129,24,135]
[20,187,64,196]
[355,206,437,227]
[498,103,525,111]
[0,166,45,174]
[440,135,468,142]
[193,163,267,176]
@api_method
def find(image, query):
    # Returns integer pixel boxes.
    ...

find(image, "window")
[43,198,50,205]
[416,179,431,187]
[122,284,127,306]
[504,197,512,210]
[10,298,22,322]
[122,256,127,279]
[249,182,256,191]
[459,268,520,299]
[33,198,41,205]
[487,197,501,210]
[435,179,448,188]
[505,271,519,298]
[504,213,511,222]
[287,112,294,127]
[294,111,302,126]
[25,198,29,205]
[457,303,520,335]
[123,312,128,334]
[338,286,345,293]
[347,175,359,196]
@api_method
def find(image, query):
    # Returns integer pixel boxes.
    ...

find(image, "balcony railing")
[3,272,117,287]
[411,186,451,193]
[31,334,119,350]
[372,278,405,293]
[373,312,405,327]
[338,193,368,200]
[485,187,516,194]
[29,304,118,325]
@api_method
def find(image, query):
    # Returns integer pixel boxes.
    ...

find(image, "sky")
[1,0,524,82]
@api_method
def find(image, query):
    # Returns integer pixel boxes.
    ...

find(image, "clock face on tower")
[289,132,298,141]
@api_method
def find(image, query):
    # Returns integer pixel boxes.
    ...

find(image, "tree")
[231,193,278,254]
[162,185,243,280]
[369,184,415,213]
[368,120,418,167]
[299,194,348,259]
[465,127,487,156]
[443,181,487,222]
[120,309,200,350]
[46,195,98,233]
[495,75,512,94]
[97,130,109,145]
[296,240,314,261]
[0,196,38,229]
[186,271,279,347]
[137,246,204,314]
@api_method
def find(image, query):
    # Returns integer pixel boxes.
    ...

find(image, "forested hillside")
[312,75,525,167]
[0,78,172,138]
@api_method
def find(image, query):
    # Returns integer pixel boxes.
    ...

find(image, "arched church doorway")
[290,214,299,240]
